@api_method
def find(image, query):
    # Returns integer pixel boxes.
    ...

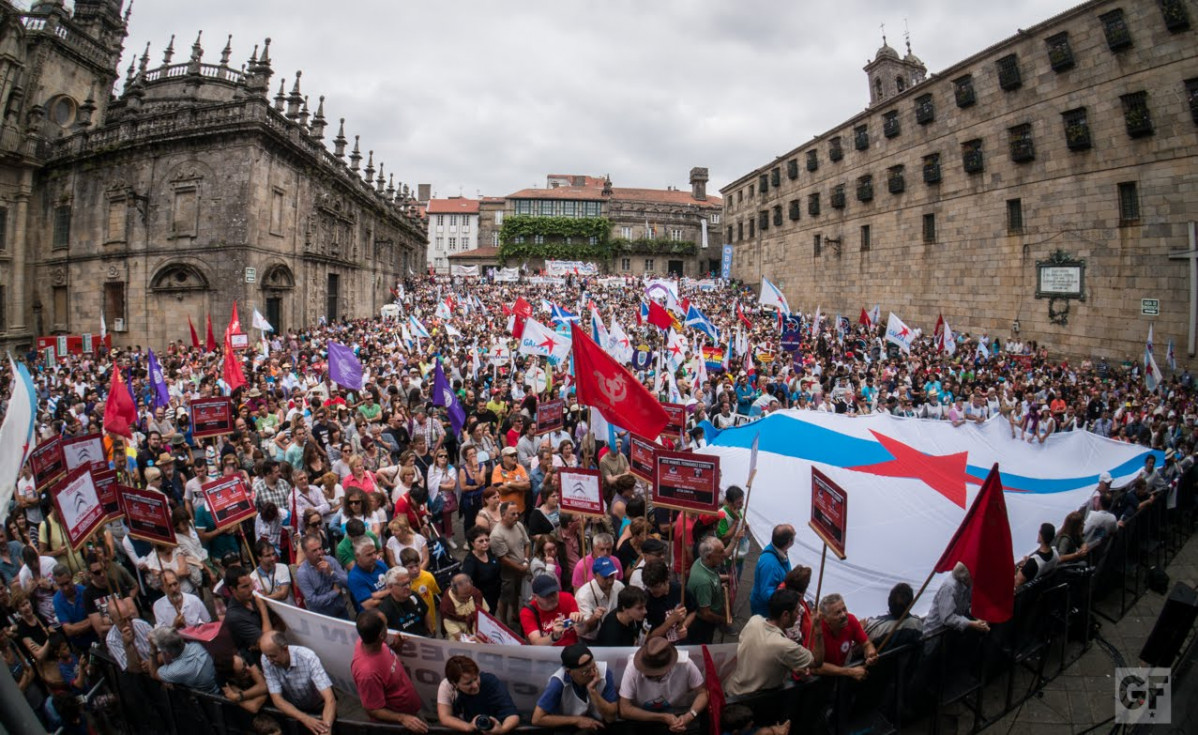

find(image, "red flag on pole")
[102,365,137,438]
[223,328,247,392]
[571,325,668,440]
[736,303,753,330]
[934,463,1015,623]
[228,300,242,336]
[511,297,532,339]
[701,645,726,735]
[188,316,200,349]
[647,300,674,330]
[859,308,872,329]
[205,314,216,352]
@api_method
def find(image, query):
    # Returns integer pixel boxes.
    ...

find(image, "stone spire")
[333,118,347,158]
[125,59,136,89]
[259,37,271,68]
[364,150,375,184]
[286,71,302,119]
[299,95,310,129]
[162,34,174,65]
[274,79,286,111]
[189,30,203,64]
[386,174,396,199]
[376,163,386,193]
[349,135,361,171]
[310,96,327,139]
[220,34,232,66]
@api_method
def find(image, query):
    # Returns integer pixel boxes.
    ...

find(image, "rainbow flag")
[702,345,726,372]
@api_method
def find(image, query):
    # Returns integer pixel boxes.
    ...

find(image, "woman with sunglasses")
[427,449,458,547]
[336,489,371,535]
[458,445,486,533]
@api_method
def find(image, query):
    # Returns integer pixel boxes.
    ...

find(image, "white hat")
[1099,471,1113,484]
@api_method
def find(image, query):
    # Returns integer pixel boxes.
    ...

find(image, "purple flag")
[147,348,171,408]
[327,341,363,391]
[432,359,466,435]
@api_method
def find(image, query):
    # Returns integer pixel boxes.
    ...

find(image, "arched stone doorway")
[258,263,295,334]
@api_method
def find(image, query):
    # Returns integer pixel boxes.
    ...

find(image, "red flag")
[102,365,137,438]
[188,316,200,349]
[205,314,216,352]
[859,308,872,329]
[223,329,247,392]
[701,645,726,735]
[647,300,674,330]
[736,303,753,330]
[511,296,532,338]
[501,303,513,317]
[571,325,668,440]
[228,300,242,336]
[934,464,1014,623]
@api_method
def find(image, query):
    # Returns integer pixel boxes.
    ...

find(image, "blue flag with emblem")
[684,304,721,341]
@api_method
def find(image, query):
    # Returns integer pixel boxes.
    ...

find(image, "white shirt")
[252,564,295,605]
[575,578,624,640]
[152,592,213,629]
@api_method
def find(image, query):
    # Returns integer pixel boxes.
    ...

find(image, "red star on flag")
[897,325,910,338]
[849,430,973,508]
[538,335,558,353]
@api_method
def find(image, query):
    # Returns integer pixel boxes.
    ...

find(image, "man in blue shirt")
[532,643,619,730]
[346,537,389,612]
[295,535,350,619]
[750,525,795,618]
[52,564,97,651]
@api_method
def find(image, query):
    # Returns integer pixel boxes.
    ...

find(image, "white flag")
[100,310,107,340]
[607,319,634,364]
[664,330,687,372]
[885,312,915,354]
[759,276,791,316]
[445,323,462,338]
[0,357,36,525]
[518,318,571,361]
[252,308,274,332]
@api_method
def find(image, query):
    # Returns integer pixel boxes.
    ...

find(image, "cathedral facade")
[0,0,426,353]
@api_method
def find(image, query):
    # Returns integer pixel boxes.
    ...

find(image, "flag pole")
[813,543,829,613]
[876,566,938,654]
[679,511,689,593]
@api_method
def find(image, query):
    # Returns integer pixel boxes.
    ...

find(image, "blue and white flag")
[759,276,791,316]
[684,305,721,342]
[147,348,171,408]
[252,308,274,332]
[550,303,580,326]
[432,359,467,435]
[590,308,610,349]
[0,356,36,524]
[1146,325,1162,392]
[409,315,431,340]
[327,341,364,391]
[1168,339,1176,372]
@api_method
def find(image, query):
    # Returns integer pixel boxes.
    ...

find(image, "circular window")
[51,97,76,127]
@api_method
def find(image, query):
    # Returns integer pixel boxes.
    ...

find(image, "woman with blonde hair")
[385,516,429,570]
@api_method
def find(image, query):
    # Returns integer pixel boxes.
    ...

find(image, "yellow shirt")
[412,569,441,625]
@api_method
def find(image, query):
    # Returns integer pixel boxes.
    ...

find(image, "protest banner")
[190,397,234,439]
[200,475,256,531]
[28,436,66,488]
[661,403,687,443]
[61,434,106,473]
[810,467,848,560]
[535,399,565,436]
[91,469,122,524]
[653,450,720,513]
[475,609,525,646]
[629,433,662,482]
[49,466,106,551]
[120,485,177,545]
[558,468,603,517]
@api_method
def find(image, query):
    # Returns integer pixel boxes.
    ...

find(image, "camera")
[473,715,494,731]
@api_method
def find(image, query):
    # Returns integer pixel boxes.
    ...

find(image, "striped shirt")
[261,645,332,711]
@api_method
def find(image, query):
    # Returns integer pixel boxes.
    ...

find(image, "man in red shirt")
[814,593,878,682]
[350,609,427,732]
[521,575,584,646]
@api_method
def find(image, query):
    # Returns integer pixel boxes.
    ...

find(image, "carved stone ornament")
[51,266,66,285]
[107,264,121,280]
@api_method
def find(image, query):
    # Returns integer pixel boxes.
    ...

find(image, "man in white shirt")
[251,540,294,606]
[575,557,624,642]
[152,569,212,629]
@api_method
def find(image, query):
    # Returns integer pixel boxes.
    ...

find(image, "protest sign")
[200,475,256,531]
[810,467,848,560]
[653,450,720,513]
[190,397,234,438]
[49,466,106,551]
[629,434,661,482]
[535,399,565,436]
[120,485,177,545]
[28,436,66,488]
[558,468,603,516]
[62,434,106,473]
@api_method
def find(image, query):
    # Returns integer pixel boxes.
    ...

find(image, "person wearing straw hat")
[617,636,707,730]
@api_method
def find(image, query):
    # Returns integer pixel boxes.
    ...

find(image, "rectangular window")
[887,165,905,195]
[996,53,1022,90]
[726,226,733,243]
[831,184,846,209]
[104,281,126,323]
[52,205,71,249]
[1007,198,1024,234]
[449,215,458,226]
[808,193,820,216]
[644,258,654,273]
[1045,32,1074,71]
[491,232,499,247]
[806,150,819,172]
[772,206,782,227]
[954,75,976,108]
[814,234,821,258]
[584,202,600,217]
[1009,123,1035,162]
[923,153,941,184]
[915,94,935,124]
[448,237,457,251]
[749,219,755,238]
[1100,9,1133,51]
[515,201,529,215]
[495,211,504,225]
[710,213,720,224]
[1118,182,1139,224]
[860,224,871,252]
[435,237,443,250]
[539,201,554,216]
[854,124,869,151]
[0,207,8,252]
[670,228,684,241]
[53,285,67,329]
[562,201,576,217]
[857,174,874,202]
[1160,0,1192,32]
[923,213,936,244]
[883,110,900,138]
[962,139,984,174]
[829,137,843,162]
[737,190,743,204]
[172,188,198,236]
[788,199,801,221]
[437,215,445,225]
[269,189,285,235]
[770,168,781,188]
[621,226,632,239]
[749,184,755,197]
[758,210,769,231]
[1062,108,1091,150]
[533,234,545,245]
[787,159,799,180]
[759,173,769,194]
[737,221,744,241]
[1187,78,1198,125]
[621,257,631,271]
[103,198,126,243]
[1121,91,1154,138]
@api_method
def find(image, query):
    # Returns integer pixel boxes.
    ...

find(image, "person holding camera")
[436,655,519,733]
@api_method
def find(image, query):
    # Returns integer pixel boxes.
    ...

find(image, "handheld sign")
[120,485,177,545]
[629,434,662,482]
[558,468,604,517]
[91,469,122,525]
[653,450,720,513]
[475,609,526,646]
[49,466,106,551]
[61,434,107,473]
[536,399,565,436]
[809,467,848,560]
[661,403,687,444]
[200,476,256,531]
[28,436,67,488]
[190,397,234,439]
[230,333,250,350]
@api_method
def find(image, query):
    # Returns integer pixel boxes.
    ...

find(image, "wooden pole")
[579,517,588,563]
[679,511,688,594]
[876,566,939,654]
[813,543,829,611]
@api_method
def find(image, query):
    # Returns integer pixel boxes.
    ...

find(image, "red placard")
[558,468,604,517]
[91,469,122,525]
[28,436,67,488]
[190,397,234,438]
[49,466,106,551]
[61,434,107,473]
[653,449,720,514]
[810,467,848,560]
[535,399,565,436]
[119,485,177,545]
[629,433,662,482]
[661,403,687,442]
[200,475,256,532]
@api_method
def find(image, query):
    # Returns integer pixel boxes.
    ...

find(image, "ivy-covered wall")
[497,215,697,262]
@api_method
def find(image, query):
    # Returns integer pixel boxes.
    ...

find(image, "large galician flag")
[699,410,1159,617]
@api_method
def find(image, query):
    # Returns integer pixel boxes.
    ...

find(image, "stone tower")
[863,35,927,106]
[690,166,708,201]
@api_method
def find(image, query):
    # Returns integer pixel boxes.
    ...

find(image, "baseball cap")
[501,446,518,457]
[592,556,618,578]
[1099,471,1113,484]
[561,643,594,669]
[532,575,560,597]
[641,538,667,555]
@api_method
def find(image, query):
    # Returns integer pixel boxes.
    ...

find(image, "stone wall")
[722,0,1198,364]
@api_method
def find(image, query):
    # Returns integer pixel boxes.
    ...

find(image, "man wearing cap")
[489,501,531,629]
[532,643,619,730]
[521,575,585,646]
[618,637,708,730]
[492,447,531,513]
[628,537,667,589]
[575,557,624,642]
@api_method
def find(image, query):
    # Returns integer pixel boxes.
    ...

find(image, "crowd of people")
[2,270,1195,734]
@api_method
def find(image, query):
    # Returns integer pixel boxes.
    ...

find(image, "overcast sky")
[103,0,1083,200]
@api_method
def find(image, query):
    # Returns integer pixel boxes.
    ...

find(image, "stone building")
[722,0,1198,363]
[490,169,723,276]
[426,197,479,273]
[0,0,426,352]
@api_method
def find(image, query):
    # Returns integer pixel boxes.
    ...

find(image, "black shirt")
[462,552,502,612]
[378,595,429,637]
[224,599,264,658]
[645,582,695,642]
[82,571,137,619]
[595,611,641,647]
